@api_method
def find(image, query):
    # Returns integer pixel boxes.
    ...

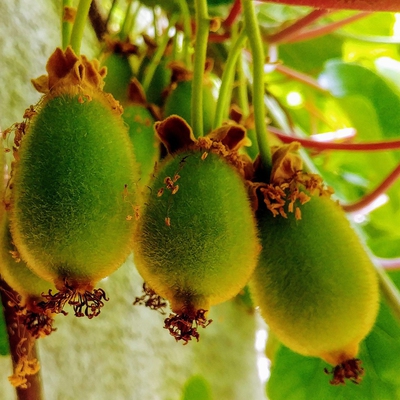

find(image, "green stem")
[242,0,272,175]
[105,0,118,28]
[142,14,179,93]
[375,265,400,322]
[62,0,73,50]
[70,0,93,55]
[119,0,134,40]
[192,0,210,138]
[176,0,193,68]
[213,28,247,129]
[237,53,250,117]
[153,8,159,44]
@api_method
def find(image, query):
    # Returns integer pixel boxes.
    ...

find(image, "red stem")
[267,9,331,44]
[286,12,371,43]
[256,0,400,12]
[269,126,400,151]
[0,279,43,400]
[209,32,231,43]
[274,63,328,93]
[342,162,400,213]
[223,0,242,28]
[375,257,400,270]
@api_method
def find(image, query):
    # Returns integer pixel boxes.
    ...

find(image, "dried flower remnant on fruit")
[133,283,167,314]
[324,359,364,385]
[164,310,212,344]
[38,281,109,319]
[259,142,333,220]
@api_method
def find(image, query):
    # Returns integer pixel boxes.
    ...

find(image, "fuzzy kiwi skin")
[0,216,55,303]
[133,150,259,313]
[102,53,133,104]
[163,80,216,136]
[250,195,379,365]
[123,105,159,187]
[137,56,171,107]
[10,93,139,288]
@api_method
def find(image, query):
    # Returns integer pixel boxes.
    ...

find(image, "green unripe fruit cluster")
[133,148,259,318]
[0,216,55,305]
[102,52,133,104]
[123,104,159,188]
[249,144,379,383]
[164,80,216,136]
[137,56,171,107]
[11,92,138,289]
[251,195,379,364]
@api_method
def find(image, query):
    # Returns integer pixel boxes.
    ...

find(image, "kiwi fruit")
[250,143,379,385]
[133,116,259,342]
[163,79,216,136]
[8,47,140,318]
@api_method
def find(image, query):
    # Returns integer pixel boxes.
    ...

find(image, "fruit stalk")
[242,0,272,175]
[70,0,93,54]
[213,28,247,129]
[176,0,192,67]
[142,14,179,93]
[192,0,210,138]
[62,0,74,50]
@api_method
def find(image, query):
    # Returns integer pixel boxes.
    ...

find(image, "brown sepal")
[31,46,107,94]
[154,115,196,154]
[208,122,249,152]
[104,36,139,55]
[127,78,148,106]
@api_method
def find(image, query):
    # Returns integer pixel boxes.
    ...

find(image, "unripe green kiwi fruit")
[0,214,56,338]
[0,216,55,306]
[163,80,216,135]
[102,52,133,104]
[137,56,171,107]
[133,116,259,342]
[123,104,159,188]
[250,143,379,384]
[9,47,139,317]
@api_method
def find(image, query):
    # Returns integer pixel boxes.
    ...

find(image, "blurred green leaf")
[279,35,343,75]
[181,375,214,400]
[267,298,400,400]
[319,60,400,138]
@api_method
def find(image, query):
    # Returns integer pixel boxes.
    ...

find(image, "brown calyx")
[164,309,212,344]
[133,282,167,314]
[32,47,107,94]
[37,279,109,319]
[324,358,364,385]
[104,36,139,56]
[252,142,334,219]
[154,115,254,180]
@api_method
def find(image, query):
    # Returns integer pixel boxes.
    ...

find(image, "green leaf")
[279,35,343,75]
[181,375,214,400]
[267,298,400,400]
[319,60,400,138]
